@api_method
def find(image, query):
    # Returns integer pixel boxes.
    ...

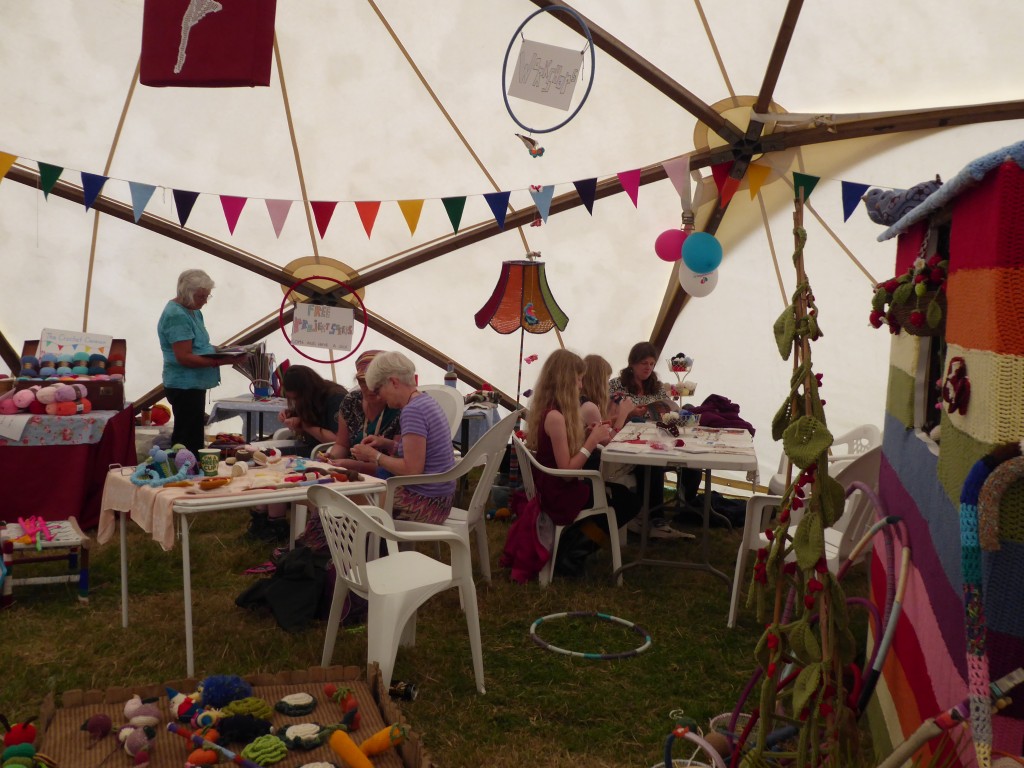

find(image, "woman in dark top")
[278,365,347,457]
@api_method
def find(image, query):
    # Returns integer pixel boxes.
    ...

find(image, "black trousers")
[165,387,207,456]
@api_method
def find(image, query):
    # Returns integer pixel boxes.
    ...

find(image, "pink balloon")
[654,228,688,262]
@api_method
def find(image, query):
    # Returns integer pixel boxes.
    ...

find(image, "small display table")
[1,518,90,608]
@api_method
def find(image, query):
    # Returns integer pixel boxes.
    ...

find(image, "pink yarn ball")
[654,228,688,262]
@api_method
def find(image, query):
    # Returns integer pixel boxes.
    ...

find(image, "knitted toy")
[150,403,171,426]
[0,714,37,747]
[323,683,360,730]
[274,692,317,717]
[239,734,287,765]
[220,697,273,721]
[115,695,161,765]
[131,447,191,487]
[196,675,252,709]
[81,713,113,748]
[328,730,372,768]
[167,688,202,723]
[215,714,271,746]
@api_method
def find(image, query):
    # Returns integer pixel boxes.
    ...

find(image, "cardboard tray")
[15,338,126,411]
[34,665,433,768]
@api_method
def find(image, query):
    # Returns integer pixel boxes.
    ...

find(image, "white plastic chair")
[385,409,521,582]
[768,423,881,495]
[511,436,623,587]
[420,384,466,441]
[310,485,486,693]
[727,445,882,628]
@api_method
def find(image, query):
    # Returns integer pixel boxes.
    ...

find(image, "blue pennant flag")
[529,185,555,222]
[841,181,871,222]
[483,191,511,230]
[81,172,109,212]
[573,178,597,215]
[172,189,200,227]
[129,182,156,222]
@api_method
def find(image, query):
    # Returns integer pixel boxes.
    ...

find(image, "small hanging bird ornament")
[515,133,545,157]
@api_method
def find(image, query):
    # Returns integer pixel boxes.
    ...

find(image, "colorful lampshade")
[474,259,569,334]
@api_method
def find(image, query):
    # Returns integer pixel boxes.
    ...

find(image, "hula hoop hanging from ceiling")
[529,611,652,660]
[278,274,368,365]
[502,5,596,134]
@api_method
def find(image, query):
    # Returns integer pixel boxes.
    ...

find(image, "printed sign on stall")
[39,328,114,356]
[290,304,354,350]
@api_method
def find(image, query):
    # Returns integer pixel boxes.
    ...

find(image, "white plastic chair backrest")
[511,436,537,501]
[311,485,398,594]
[420,384,466,440]
[462,410,520,518]
[830,445,882,558]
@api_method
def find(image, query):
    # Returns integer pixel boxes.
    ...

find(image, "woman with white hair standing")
[157,268,245,455]
[350,350,456,523]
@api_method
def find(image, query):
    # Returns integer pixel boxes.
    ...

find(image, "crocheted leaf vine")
[869,239,949,335]
[744,216,861,767]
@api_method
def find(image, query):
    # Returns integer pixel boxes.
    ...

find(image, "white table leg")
[119,510,129,628]
[180,514,195,677]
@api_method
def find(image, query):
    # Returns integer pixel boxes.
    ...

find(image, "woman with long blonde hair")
[580,354,629,431]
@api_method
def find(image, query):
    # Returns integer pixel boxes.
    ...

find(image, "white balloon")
[677,264,718,297]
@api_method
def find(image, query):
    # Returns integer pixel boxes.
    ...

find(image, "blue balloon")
[682,232,723,273]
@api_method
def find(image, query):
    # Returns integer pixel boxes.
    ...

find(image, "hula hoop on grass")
[278,274,368,365]
[529,611,651,660]
[501,5,596,134]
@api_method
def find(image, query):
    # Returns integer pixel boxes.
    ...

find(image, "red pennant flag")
[220,195,247,234]
[710,161,734,198]
[310,201,338,239]
[355,201,381,238]
[617,169,641,207]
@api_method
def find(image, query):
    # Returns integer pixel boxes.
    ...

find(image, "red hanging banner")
[140,0,277,88]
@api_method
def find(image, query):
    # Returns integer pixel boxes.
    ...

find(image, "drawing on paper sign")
[176,0,224,74]
[291,304,355,351]
[507,39,583,111]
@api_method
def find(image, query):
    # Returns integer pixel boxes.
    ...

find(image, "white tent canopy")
[2,0,1023,481]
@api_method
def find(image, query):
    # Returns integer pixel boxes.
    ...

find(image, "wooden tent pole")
[81,58,141,332]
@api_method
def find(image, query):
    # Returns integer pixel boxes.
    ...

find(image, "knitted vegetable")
[274,693,317,717]
[359,723,407,757]
[166,723,261,768]
[327,730,372,768]
[239,734,287,765]
[221,697,273,720]
[323,684,360,731]
[0,715,37,747]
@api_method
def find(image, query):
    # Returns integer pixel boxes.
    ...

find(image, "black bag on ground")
[235,545,330,633]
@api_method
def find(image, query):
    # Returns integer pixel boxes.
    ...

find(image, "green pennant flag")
[38,162,64,199]
[793,172,820,202]
[442,196,466,233]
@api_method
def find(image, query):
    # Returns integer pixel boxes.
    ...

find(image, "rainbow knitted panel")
[938,410,1001,507]
[947,269,1024,355]
[889,330,920,379]
[885,366,915,429]
[947,162,1024,273]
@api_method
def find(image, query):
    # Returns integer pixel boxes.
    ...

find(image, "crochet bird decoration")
[862,175,942,225]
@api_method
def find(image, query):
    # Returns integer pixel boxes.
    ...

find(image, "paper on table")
[0,413,31,441]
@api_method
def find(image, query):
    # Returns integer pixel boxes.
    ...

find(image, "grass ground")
[1,500,870,768]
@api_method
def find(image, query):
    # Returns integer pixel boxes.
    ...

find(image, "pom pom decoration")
[150,403,171,426]
[682,231,723,273]
[678,264,719,297]
[654,228,688,262]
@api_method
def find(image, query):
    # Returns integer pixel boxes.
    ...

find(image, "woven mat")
[35,666,430,768]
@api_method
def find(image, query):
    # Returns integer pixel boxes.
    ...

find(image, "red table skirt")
[0,407,136,530]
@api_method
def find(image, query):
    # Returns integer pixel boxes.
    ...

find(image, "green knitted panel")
[937,417,992,507]
[885,366,915,429]
[863,696,896,761]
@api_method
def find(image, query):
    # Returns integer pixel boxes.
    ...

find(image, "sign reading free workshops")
[291,304,354,350]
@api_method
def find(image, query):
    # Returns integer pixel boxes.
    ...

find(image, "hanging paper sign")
[507,39,583,111]
[39,328,114,356]
[290,304,354,351]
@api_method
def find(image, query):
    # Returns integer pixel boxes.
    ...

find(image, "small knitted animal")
[862,175,942,225]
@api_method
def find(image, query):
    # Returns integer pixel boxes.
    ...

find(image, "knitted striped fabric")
[960,444,1022,768]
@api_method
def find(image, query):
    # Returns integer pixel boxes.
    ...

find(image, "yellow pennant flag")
[747,162,772,199]
[397,199,424,236]
[0,152,17,183]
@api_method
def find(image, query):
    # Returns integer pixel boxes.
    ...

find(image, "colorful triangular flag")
[442,196,466,233]
[172,189,199,227]
[529,185,555,222]
[397,199,424,235]
[572,178,597,215]
[0,152,18,183]
[129,182,156,222]
[483,191,511,230]
[355,201,381,238]
[310,201,338,239]
[710,161,734,198]
[220,195,247,234]
[38,162,63,199]
[841,181,870,222]
[80,172,108,211]
[747,163,772,199]
[793,172,820,202]
[265,199,292,238]
[617,169,641,207]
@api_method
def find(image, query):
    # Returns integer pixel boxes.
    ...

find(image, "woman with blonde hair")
[580,354,629,431]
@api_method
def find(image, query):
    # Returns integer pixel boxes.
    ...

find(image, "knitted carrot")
[359,723,407,756]
[328,729,373,768]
